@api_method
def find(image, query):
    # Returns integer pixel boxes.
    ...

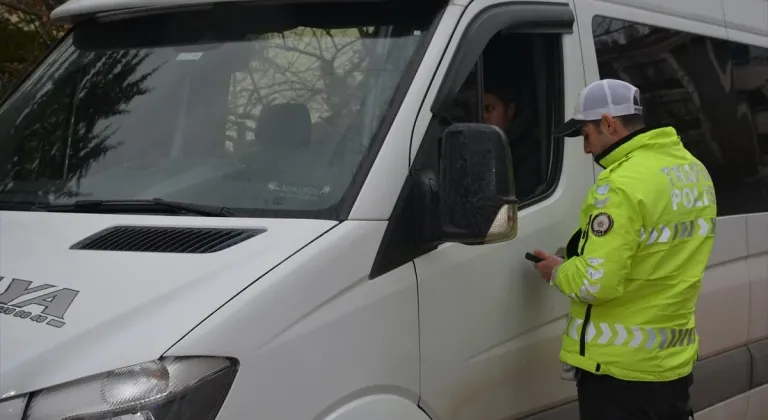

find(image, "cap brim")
[554,118,584,138]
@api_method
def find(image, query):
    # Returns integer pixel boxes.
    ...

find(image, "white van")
[0,0,766,418]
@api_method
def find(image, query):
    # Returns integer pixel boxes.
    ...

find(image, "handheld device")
[525,252,544,263]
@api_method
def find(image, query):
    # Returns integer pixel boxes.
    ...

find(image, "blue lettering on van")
[267,181,332,201]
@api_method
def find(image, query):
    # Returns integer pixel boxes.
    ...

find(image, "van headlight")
[24,357,237,420]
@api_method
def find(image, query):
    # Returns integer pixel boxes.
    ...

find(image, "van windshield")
[0,2,439,219]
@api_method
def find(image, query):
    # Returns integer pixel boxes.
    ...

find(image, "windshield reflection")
[0,3,438,218]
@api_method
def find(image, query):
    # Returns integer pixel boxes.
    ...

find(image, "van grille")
[71,226,264,253]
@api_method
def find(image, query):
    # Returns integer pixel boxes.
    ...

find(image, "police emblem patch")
[591,212,613,237]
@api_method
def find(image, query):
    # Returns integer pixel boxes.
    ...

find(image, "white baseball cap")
[555,79,643,138]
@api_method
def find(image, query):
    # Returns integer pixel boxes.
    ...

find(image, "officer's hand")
[533,249,563,283]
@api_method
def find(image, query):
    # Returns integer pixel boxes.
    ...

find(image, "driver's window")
[437,31,564,204]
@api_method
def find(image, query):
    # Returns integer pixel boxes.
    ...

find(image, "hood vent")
[71,226,264,253]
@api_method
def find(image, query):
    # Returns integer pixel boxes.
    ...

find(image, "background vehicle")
[0,0,765,419]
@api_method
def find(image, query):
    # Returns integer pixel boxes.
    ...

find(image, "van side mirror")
[438,123,519,244]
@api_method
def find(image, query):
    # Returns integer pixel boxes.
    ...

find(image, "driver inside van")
[483,83,542,201]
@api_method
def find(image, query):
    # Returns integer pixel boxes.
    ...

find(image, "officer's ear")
[600,114,619,136]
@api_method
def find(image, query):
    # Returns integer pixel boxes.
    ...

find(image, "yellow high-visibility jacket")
[552,126,717,382]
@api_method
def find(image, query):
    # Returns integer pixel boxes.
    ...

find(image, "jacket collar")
[594,126,679,168]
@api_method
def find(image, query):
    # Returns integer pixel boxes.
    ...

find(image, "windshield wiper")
[32,198,235,217]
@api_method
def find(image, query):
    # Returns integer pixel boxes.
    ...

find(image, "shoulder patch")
[594,196,610,208]
[590,212,614,237]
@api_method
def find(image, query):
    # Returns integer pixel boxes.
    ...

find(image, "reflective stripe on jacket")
[552,126,717,382]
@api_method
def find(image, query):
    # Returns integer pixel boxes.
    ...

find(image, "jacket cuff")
[550,264,561,287]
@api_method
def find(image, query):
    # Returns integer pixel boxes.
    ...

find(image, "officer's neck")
[593,125,653,169]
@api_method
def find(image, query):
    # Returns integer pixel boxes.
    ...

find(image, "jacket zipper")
[579,215,600,372]
[580,304,593,357]
[581,303,601,372]
[580,214,592,255]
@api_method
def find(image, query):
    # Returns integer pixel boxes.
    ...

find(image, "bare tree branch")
[270,43,326,61]
[0,1,46,18]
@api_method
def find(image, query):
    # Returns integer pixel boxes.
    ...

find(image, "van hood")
[0,211,335,399]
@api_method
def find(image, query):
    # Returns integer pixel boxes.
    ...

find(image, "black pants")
[577,370,694,420]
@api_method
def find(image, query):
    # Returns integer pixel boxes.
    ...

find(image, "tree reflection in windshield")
[0,43,156,203]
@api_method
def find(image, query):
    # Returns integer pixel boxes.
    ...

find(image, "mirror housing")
[437,123,519,245]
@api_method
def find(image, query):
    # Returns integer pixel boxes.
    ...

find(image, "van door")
[408,1,593,418]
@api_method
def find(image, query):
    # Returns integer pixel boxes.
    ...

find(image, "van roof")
[49,0,221,24]
[50,0,384,25]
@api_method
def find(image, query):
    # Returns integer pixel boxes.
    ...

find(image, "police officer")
[532,79,717,419]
